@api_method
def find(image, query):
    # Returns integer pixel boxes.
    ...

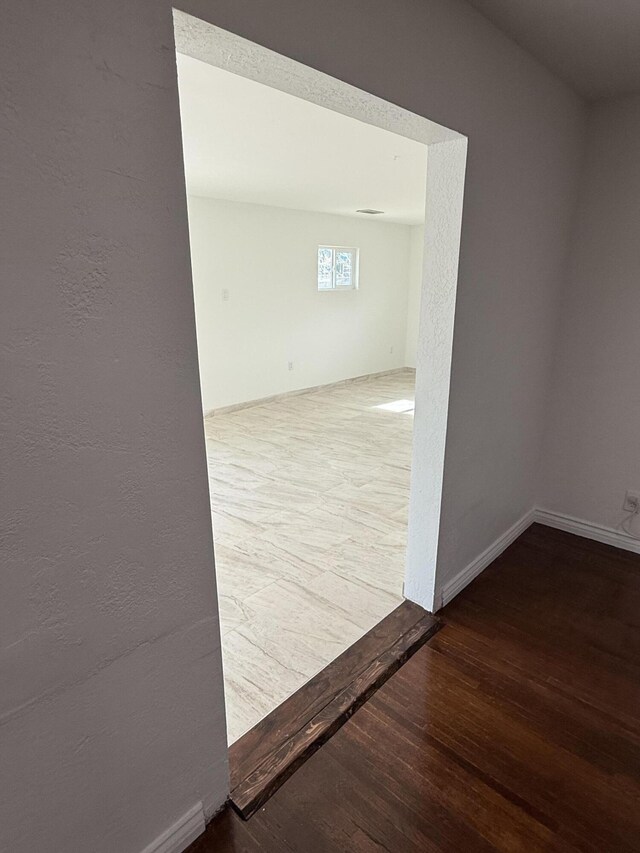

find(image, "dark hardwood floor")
[188,524,640,852]
[230,601,439,818]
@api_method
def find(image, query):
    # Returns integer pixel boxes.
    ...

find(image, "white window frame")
[317,245,359,291]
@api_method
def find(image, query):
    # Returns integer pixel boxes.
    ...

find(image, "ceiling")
[175,53,428,225]
[464,0,640,100]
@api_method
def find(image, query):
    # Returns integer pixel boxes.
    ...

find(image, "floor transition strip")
[228,599,440,818]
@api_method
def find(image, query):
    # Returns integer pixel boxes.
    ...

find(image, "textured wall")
[405,225,426,369]
[0,2,227,852]
[2,0,588,851]
[541,94,640,530]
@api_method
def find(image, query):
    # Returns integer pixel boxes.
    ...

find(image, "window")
[317,246,358,291]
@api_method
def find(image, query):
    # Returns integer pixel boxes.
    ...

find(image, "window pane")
[335,251,353,287]
[318,247,333,289]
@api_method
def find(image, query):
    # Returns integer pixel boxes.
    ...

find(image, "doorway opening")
[172,6,466,778]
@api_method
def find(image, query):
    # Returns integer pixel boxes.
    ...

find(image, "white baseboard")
[140,803,205,853]
[436,506,640,610]
[438,509,536,608]
[204,367,415,418]
[534,508,640,555]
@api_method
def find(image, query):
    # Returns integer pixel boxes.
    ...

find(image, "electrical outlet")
[623,490,640,513]
[287,361,294,371]
[222,288,229,301]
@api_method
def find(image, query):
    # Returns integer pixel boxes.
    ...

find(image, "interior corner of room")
[176,53,429,417]
[186,195,426,415]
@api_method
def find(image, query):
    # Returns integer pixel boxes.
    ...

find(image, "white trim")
[437,509,536,609]
[204,367,414,417]
[534,508,640,555]
[139,802,205,853]
[436,506,640,611]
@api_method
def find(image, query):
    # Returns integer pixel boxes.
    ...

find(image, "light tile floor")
[204,370,416,743]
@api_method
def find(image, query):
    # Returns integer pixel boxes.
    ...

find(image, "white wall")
[404,225,425,368]
[187,197,414,411]
[0,3,227,853]
[540,94,640,531]
[2,0,587,850]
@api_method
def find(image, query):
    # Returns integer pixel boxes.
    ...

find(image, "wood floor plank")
[229,599,429,790]
[230,602,440,817]
[376,650,640,852]
[188,524,640,852]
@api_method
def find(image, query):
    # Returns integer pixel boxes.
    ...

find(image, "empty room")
[3,2,640,853]
[176,50,432,743]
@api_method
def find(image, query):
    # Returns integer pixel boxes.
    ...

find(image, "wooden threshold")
[228,600,440,819]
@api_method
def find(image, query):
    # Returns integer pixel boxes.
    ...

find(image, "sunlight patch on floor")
[373,398,415,414]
